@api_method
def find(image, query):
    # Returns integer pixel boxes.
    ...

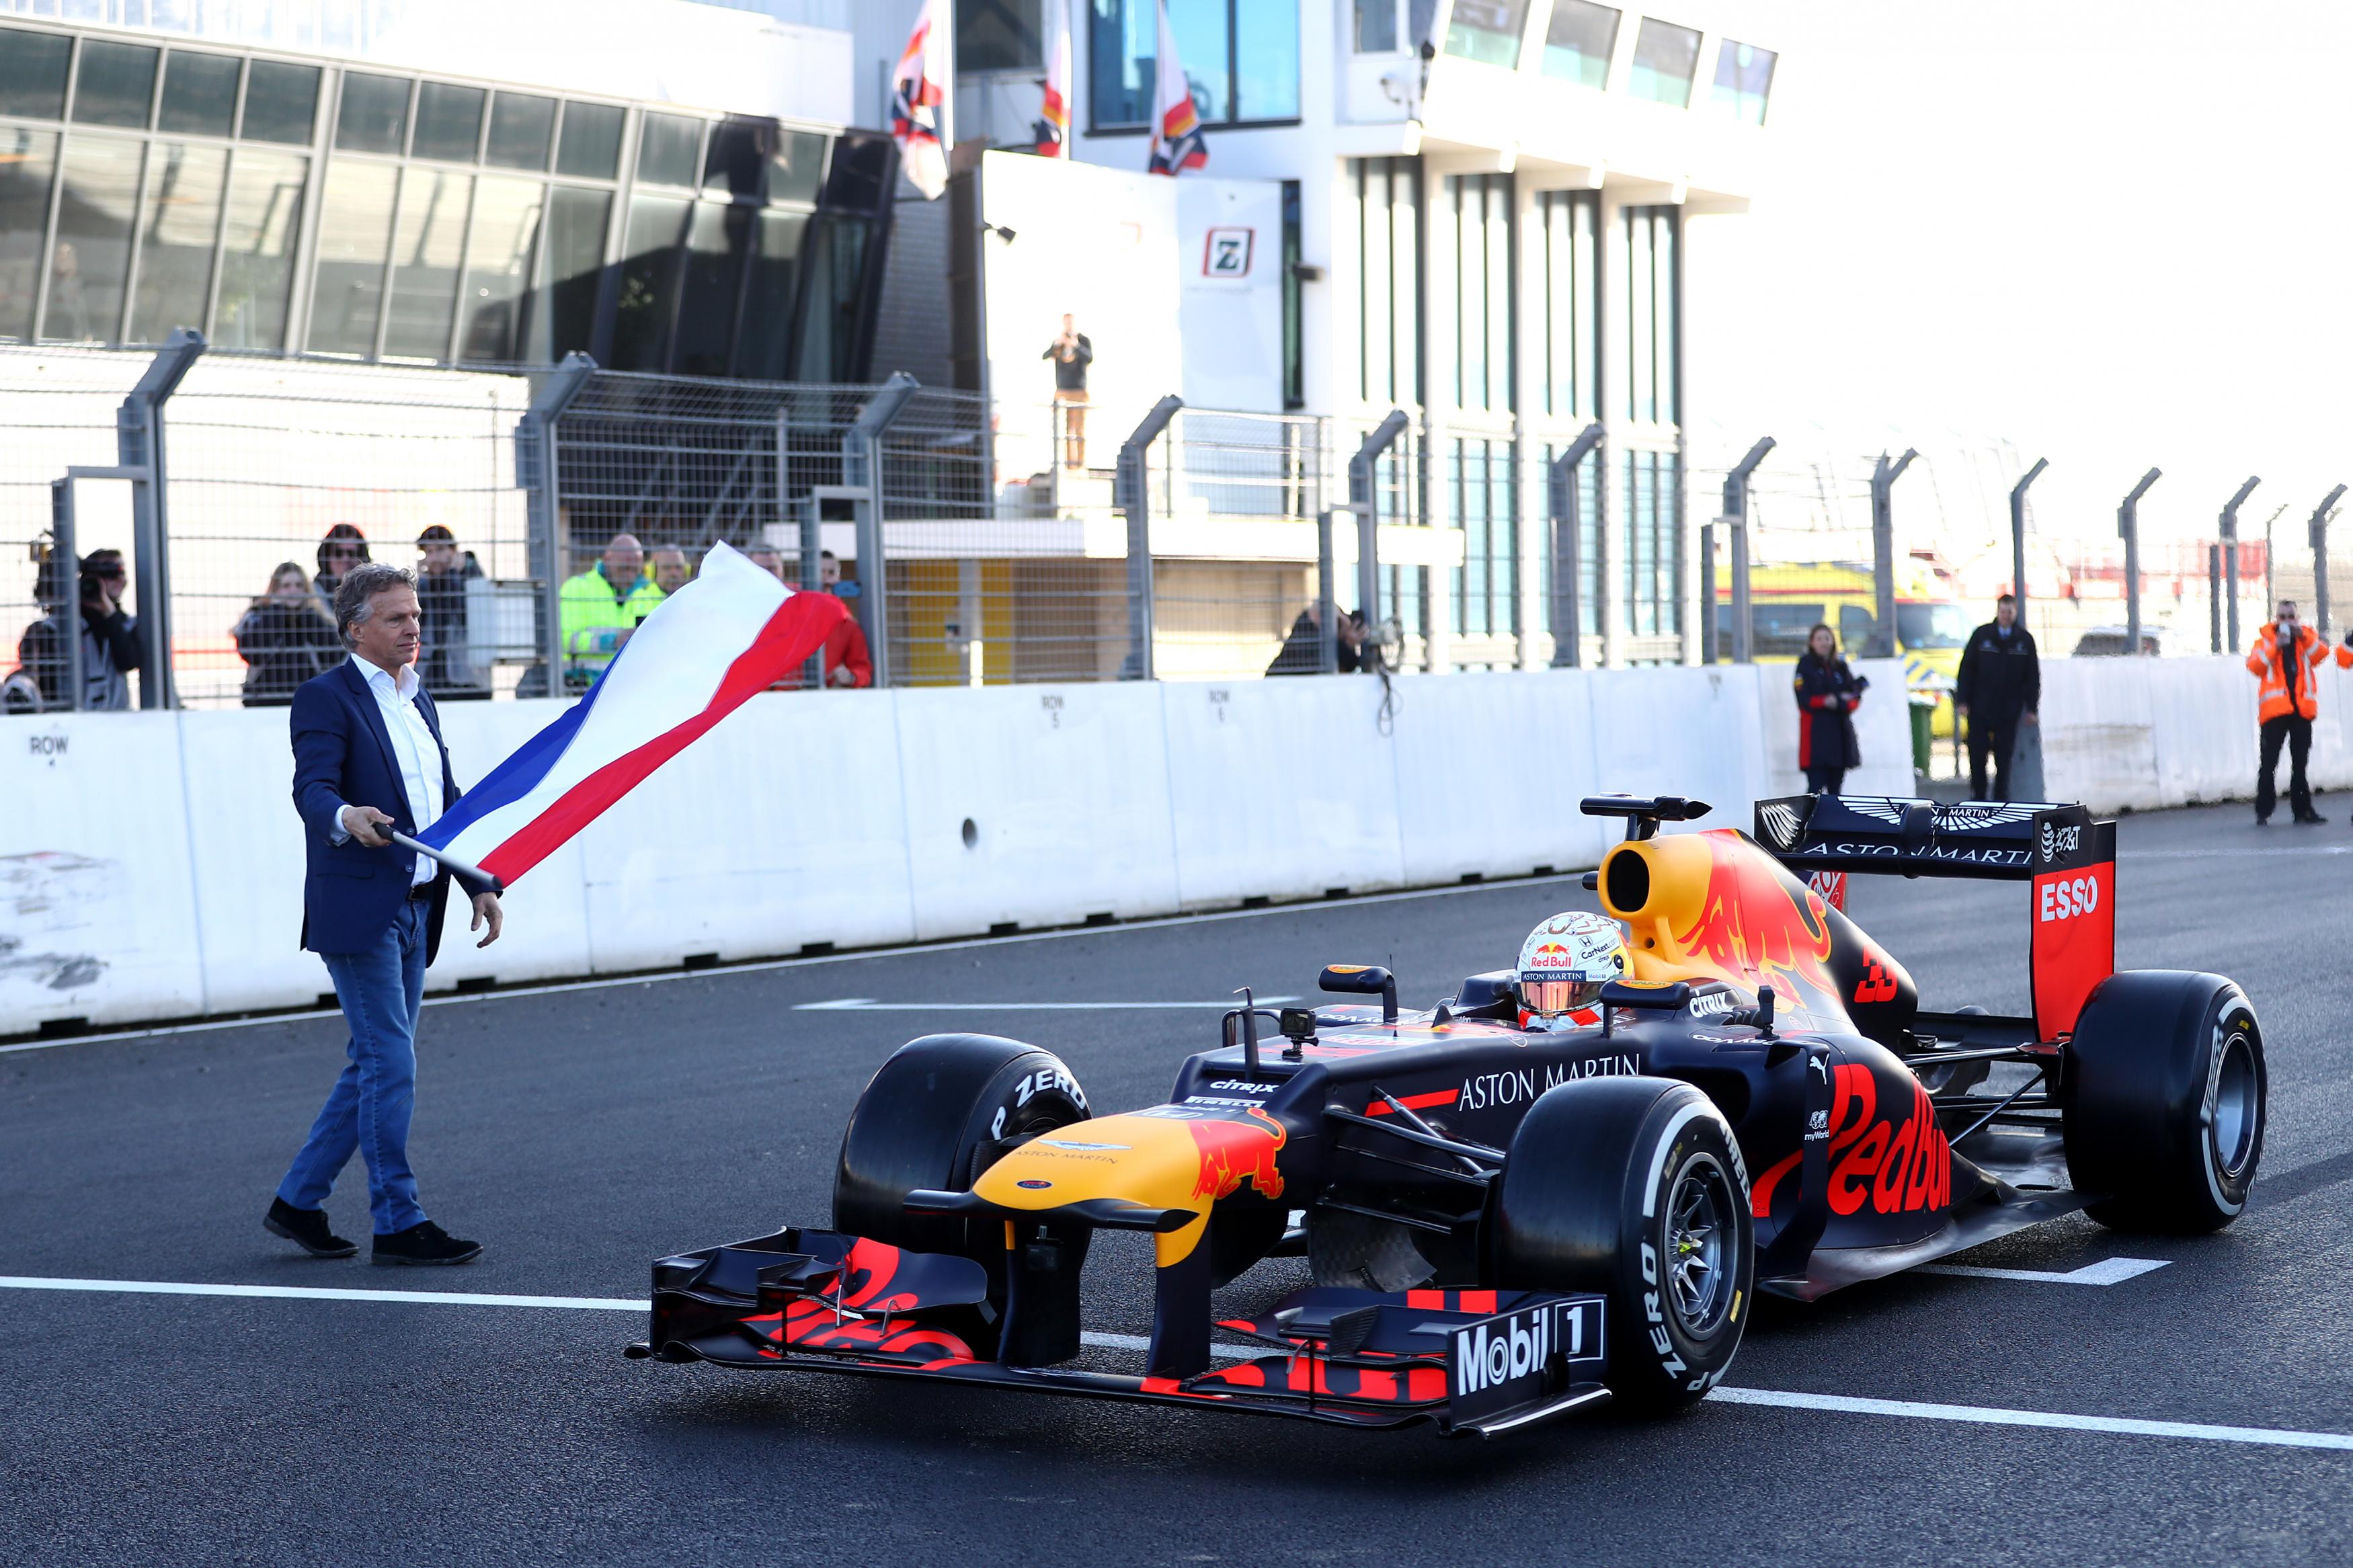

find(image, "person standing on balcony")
[2245,599,2352,825]
[1043,313,1092,470]
[1954,593,2039,801]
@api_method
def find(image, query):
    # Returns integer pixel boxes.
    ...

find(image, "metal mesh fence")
[1152,409,1332,683]
[0,353,135,712]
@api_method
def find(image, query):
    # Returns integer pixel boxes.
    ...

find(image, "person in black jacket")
[1267,602,1367,676]
[233,562,342,706]
[1952,593,2040,801]
[1043,314,1093,468]
[1793,624,1866,794]
[413,525,486,698]
[16,548,143,710]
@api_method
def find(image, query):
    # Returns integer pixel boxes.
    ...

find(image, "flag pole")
[389,831,504,897]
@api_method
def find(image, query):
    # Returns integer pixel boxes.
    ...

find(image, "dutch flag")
[417,543,845,889]
[1146,0,1208,176]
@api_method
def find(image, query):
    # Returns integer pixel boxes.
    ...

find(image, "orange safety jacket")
[2246,622,2352,722]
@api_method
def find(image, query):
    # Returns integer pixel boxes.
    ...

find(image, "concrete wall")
[0,655,1923,1036]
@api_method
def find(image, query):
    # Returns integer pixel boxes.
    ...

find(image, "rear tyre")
[1488,1078,1753,1412]
[832,1032,1089,1255]
[2064,971,2264,1233]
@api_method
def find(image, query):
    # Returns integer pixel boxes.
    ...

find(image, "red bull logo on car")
[1189,1106,1287,1202]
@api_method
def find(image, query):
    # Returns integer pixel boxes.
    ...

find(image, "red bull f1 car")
[629,794,2266,1438]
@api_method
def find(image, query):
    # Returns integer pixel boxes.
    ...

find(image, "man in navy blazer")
[267,562,504,1266]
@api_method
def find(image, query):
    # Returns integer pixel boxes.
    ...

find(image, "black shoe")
[2295,811,2328,824]
[2256,815,2271,826]
[265,1197,358,1259]
[372,1220,483,1266]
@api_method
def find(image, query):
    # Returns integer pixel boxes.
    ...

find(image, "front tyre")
[2064,971,2264,1233]
[1488,1078,1753,1412]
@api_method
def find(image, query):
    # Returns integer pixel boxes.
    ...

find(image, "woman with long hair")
[1793,622,1867,794]
[233,561,342,706]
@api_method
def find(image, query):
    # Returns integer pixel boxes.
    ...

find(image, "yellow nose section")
[969,1108,1289,1267]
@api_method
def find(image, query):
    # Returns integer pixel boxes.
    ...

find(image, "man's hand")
[470,891,504,948]
[341,804,395,848]
[828,663,856,688]
[2024,708,2038,725]
[1956,702,1969,720]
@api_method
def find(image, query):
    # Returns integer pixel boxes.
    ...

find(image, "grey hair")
[336,561,417,647]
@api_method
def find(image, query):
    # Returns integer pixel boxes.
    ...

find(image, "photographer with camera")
[2246,598,2352,825]
[14,547,143,711]
[1794,622,1867,795]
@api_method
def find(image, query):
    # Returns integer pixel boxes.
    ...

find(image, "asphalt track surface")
[5,802,2352,1567]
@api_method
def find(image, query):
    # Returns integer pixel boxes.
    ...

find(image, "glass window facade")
[1623,204,1677,425]
[1443,0,1527,69]
[1628,17,1701,106]
[1537,189,1596,419]
[1544,438,1602,639]
[1623,448,1679,636]
[959,0,1043,73]
[1088,0,1299,128]
[1449,438,1517,639]
[1447,171,1511,414]
[0,23,895,375]
[1349,156,1419,408]
[1711,39,1776,125]
[1354,0,1398,53]
[1541,1,1619,89]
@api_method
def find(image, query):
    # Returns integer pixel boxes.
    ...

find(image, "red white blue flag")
[1146,0,1207,176]
[417,543,845,887]
[891,0,952,200]
[1033,0,1071,157]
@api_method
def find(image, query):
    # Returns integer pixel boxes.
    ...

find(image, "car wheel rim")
[2208,1029,2259,1179]
[1665,1154,1737,1339]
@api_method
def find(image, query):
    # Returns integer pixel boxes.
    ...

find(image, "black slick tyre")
[832,1033,1089,1254]
[2063,971,2264,1233]
[1488,1077,1753,1413]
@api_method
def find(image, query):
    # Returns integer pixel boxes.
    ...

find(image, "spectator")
[1043,313,1093,469]
[1267,602,1366,676]
[313,524,370,625]
[232,562,342,707]
[557,532,664,688]
[1953,593,2040,801]
[815,550,871,688]
[2245,598,2352,825]
[17,548,142,710]
[413,525,486,698]
[745,547,787,581]
[651,547,693,595]
[1792,623,1866,795]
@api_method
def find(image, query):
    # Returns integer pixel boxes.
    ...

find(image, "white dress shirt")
[331,656,445,886]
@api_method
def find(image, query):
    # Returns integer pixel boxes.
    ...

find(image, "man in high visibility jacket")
[2247,599,2353,824]
[558,533,665,691]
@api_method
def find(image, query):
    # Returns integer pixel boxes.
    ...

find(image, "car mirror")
[1318,964,1398,1024]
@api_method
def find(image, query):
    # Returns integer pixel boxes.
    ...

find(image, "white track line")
[794,997,1297,1012]
[5,1274,2350,1450]
[0,874,1578,1053]
[1709,1387,2353,1452]
[1917,1257,2169,1286]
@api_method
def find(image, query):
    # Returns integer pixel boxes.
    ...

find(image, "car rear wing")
[1753,794,2116,1038]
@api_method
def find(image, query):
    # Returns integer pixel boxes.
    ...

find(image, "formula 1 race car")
[629,794,2266,1438]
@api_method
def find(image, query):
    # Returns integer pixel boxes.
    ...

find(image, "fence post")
[1548,422,1606,668]
[2009,456,2047,627]
[516,352,597,696]
[2220,475,2260,653]
[48,479,83,711]
[1117,396,1183,680]
[1317,509,1339,673]
[843,372,921,690]
[114,327,204,709]
[2118,468,2159,657]
[2311,485,2346,637]
[1721,436,1776,664]
[1697,522,1715,666]
[1349,409,1410,628]
[1866,448,1917,659]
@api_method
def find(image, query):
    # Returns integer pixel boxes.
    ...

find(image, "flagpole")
[937,0,955,151]
[389,832,504,897]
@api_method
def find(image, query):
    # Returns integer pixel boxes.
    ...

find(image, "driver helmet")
[1517,911,1630,1018]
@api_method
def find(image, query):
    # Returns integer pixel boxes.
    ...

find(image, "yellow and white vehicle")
[1714,559,1970,735]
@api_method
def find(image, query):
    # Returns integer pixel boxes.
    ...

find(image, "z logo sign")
[1202,226,1254,278]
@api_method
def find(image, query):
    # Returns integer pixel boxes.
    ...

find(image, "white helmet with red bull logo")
[1517,911,1630,1018]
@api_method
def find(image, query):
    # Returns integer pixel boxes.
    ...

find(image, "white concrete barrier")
[0,654,2317,1035]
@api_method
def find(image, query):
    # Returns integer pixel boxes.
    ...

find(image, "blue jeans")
[277,897,430,1235]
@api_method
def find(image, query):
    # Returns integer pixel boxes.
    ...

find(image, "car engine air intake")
[1601,843,1650,915]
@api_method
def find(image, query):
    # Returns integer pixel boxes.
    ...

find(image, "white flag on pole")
[891,0,952,199]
